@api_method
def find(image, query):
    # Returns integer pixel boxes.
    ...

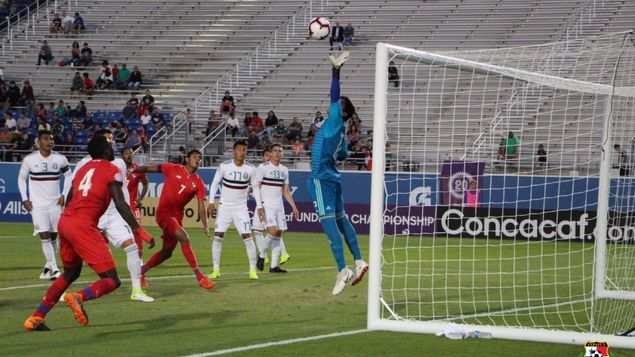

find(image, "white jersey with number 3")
[209,160,256,208]
[254,162,289,208]
[18,151,71,208]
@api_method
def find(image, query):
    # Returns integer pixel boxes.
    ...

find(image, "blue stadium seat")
[146,125,157,136]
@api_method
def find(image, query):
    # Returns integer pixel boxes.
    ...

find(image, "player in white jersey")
[207,140,259,280]
[18,130,72,280]
[72,129,155,302]
[251,144,297,273]
[253,144,299,273]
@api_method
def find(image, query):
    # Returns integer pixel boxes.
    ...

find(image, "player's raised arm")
[109,181,155,249]
[207,165,223,218]
[323,51,351,136]
[133,165,161,174]
[18,159,32,211]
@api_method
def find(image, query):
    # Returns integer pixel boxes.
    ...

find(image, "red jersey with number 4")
[62,159,123,224]
[127,163,147,206]
[157,163,206,219]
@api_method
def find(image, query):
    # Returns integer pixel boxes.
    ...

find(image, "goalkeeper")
[306,51,368,295]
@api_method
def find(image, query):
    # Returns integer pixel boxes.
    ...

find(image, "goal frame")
[367,42,635,348]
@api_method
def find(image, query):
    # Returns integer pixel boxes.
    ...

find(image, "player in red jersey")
[24,137,155,331]
[122,148,148,252]
[133,149,215,289]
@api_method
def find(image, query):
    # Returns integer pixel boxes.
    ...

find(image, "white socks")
[212,236,223,270]
[254,230,267,258]
[124,243,142,290]
[41,238,59,272]
[270,235,281,269]
[279,237,287,256]
[243,238,257,270]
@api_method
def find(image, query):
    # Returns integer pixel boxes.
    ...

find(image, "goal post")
[368,34,635,348]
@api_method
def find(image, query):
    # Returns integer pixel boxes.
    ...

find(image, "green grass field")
[1,222,633,356]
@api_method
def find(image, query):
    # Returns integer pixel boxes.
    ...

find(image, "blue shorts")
[306,178,344,219]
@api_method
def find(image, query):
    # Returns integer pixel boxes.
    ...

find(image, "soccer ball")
[308,17,330,40]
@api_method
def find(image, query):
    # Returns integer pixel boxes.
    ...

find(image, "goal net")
[368,32,635,347]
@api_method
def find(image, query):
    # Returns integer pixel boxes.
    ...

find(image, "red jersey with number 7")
[62,159,124,224]
[156,163,206,220]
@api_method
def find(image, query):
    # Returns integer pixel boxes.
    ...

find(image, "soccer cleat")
[256,256,265,271]
[140,274,149,289]
[199,277,216,289]
[49,270,61,280]
[279,254,291,265]
[264,257,270,265]
[130,288,155,302]
[208,270,221,279]
[329,50,350,69]
[351,260,369,286]
[24,316,52,331]
[64,292,89,325]
[39,267,51,280]
[269,266,287,273]
[249,269,259,280]
[332,267,354,295]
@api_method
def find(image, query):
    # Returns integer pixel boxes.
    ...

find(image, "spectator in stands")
[128,93,139,107]
[7,81,20,107]
[261,110,279,139]
[226,113,240,137]
[138,127,149,151]
[310,110,324,128]
[54,100,67,117]
[243,112,252,129]
[346,124,360,149]
[613,144,629,176]
[128,66,142,90]
[388,61,400,88]
[285,116,303,144]
[249,111,264,132]
[292,138,304,159]
[71,71,83,92]
[117,63,131,89]
[79,42,93,67]
[307,124,317,149]
[330,20,344,51]
[343,22,354,47]
[151,107,165,128]
[114,124,129,145]
[84,112,95,129]
[73,12,85,34]
[206,110,220,135]
[68,41,80,67]
[50,13,63,34]
[20,80,34,105]
[0,66,4,84]
[536,144,547,169]
[247,130,261,152]
[0,82,7,109]
[52,118,64,136]
[25,98,37,118]
[36,103,46,118]
[37,116,51,132]
[97,60,114,89]
[53,130,64,147]
[350,141,366,170]
[17,112,30,131]
[385,143,393,170]
[82,72,95,95]
[61,10,74,34]
[219,91,235,116]
[63,133,75,152]
[273,119,286,142]
[140,108,152,129]
[4,113,16,131]
[122,102,137,120]
[499,131,519,159]
[112,63,120,84]
[37,40,53,66]
[14,132,34,159]
[126,129,141,150]
[0,126,13,161]
[184,107,194,132]
[141,89,155,114]
[70,100,87,118]
[176,146,186,164]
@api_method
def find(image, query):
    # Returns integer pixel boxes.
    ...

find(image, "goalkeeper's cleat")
[249,269,259,280]
[256,256,265,271]
[208,270,220,279]
[64,292,89,325]
[39,267,51,280]
[199,277,216,289]
[329,50,350,69]
[140,274,149,289]
[24,316,52,331]
[332,267,354,295]
[279,253,291,265]
[351,260,369,286]
[49,270,60,281]
[269,266,287,273]
[131,288,155,302]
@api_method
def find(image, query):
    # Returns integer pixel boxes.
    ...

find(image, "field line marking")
[0,266,334,292]
[182,329,370,357]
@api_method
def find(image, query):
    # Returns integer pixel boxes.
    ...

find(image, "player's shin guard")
[33,275,71,318]
[319,215,347,271]
[243,238,257,270]
[212,236,223,270]
[124,243,142,290]
[336,212,362,260]
[270,235,281,269]
[41,238,59,273]
[78,277,118,301]
[180,243,204,280]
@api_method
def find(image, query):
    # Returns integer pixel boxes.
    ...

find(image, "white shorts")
[31,205,61,235]
[98,213,134,248]
[251,209,265,231]
[215,204,251,235]
[263,205,287,231]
